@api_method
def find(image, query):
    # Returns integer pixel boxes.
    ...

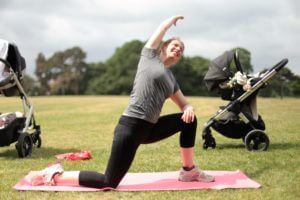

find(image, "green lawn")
[0,96,299,200]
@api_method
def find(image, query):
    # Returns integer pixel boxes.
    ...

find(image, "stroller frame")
[0,43,41,158]
[202,51,288,151]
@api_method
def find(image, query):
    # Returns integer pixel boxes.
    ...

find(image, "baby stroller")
[202,50,288,151]
[0,39,41,157]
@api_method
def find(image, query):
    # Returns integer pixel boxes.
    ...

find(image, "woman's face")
[165,40,184,63]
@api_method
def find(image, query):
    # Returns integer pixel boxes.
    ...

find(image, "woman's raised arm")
[145,15,184,49]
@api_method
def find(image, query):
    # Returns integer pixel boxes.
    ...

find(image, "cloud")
[0,0,299,76]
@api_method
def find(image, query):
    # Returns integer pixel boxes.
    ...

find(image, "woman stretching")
[30,15,215,188]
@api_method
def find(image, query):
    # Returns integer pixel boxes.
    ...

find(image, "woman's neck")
[160,54,174,68]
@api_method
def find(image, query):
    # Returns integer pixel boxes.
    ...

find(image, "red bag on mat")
[55,150,92,160]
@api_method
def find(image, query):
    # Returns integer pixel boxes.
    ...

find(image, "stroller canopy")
[0,39,9,73]
[0,39,26,73]
[204,51,234,91]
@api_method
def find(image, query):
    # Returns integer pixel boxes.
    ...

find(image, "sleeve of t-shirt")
[174,82,180,93]
[170,72,180,93]
[141,47,157,58]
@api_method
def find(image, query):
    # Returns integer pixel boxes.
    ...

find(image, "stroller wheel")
[245,130,269,151]
[202,136,216,149]
[16,132,33,158]
[32,133,42,148]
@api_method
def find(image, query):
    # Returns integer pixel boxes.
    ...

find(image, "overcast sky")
[1,0,299,76]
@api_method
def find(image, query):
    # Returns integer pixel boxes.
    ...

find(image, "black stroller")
[0,39,41,157]
[202,50,288,151]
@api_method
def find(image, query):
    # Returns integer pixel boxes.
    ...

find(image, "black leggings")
[79,113,197,188]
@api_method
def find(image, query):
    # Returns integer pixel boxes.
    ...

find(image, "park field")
[0,96,299,200]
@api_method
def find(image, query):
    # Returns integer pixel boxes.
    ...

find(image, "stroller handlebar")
[269,58,288,72]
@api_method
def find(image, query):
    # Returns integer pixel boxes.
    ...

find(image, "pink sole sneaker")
[179,166,215,183]
[29,162,64,186]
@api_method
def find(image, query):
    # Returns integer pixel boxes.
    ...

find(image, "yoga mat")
[14,170,261,191]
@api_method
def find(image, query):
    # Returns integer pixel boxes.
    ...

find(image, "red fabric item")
[55,150,92,161]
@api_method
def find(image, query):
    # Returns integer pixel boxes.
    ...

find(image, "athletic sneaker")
[178,166,215,182]
[29,162,64,186]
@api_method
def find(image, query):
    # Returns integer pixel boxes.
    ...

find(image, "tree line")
[22,40,300,97]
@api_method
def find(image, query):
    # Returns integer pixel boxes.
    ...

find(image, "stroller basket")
[0,117,25,147]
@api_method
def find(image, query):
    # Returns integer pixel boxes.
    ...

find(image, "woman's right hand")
[145,15,184,50]
[161,15,184,30]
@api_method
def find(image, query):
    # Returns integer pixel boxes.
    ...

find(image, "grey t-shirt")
[123,47,179,123]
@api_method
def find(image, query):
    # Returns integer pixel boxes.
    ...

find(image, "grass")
[0,96,299,200]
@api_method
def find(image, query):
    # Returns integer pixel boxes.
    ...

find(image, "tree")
[172,56,210,96]
[35,53,49,94]
[85,62,110,94]
[22,74,39,96]
[35,47,88,95]
[259,67,298,97]
[291,78,300,97]
[86,40,144,95]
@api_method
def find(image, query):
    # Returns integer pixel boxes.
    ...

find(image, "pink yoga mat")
[14,170,261,191]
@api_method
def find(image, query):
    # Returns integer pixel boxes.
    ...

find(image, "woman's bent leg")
[142,113,197,148]
[142,113,197,167]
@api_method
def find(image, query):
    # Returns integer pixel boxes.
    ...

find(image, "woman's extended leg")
[36,116,153,188]
[54,171,80,186]
[75,116,152,188]
[53,120,138,189]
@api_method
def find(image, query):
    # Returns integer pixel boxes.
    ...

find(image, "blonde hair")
[159,37,185,54]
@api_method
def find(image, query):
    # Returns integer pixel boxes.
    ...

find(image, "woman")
[30,15,214,188]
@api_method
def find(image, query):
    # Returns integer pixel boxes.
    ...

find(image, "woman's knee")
[78,171,121,189]
[179,116,197,147]
[192,115,197,126]
[181,115,197,129]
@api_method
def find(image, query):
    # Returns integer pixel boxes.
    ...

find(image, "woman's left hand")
[181,105,195,123]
